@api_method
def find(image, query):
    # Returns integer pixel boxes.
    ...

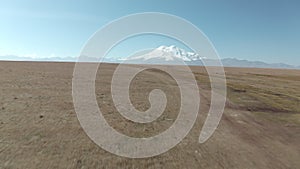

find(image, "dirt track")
[0,61,299,168]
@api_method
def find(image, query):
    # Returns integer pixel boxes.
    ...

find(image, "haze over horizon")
[1,0,300,65]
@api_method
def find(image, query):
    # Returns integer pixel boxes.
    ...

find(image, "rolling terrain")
[0,61,299,168]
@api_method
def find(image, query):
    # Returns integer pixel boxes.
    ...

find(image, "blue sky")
[0,0,299,65]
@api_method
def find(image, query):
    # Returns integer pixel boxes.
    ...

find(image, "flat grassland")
[0,61,299,169]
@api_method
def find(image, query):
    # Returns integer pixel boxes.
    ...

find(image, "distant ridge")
[1,46,299,69]
[0,55,76,62]
[220,58,299,69]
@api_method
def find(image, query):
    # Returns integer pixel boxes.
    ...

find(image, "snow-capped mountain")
[2,45,299,69]
[124,45,204,64]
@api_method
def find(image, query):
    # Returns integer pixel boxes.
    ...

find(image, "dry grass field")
[0,61,299,168]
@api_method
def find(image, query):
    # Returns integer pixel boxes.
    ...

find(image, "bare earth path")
[0,61,299,168]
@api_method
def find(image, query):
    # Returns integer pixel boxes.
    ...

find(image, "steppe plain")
[0,61,299,168]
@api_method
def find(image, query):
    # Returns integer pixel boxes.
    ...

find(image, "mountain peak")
[126,45,203,63]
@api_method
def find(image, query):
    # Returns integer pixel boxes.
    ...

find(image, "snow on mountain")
[125,45,204,63]
[2,45,299,69]
[119,46,300,69]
